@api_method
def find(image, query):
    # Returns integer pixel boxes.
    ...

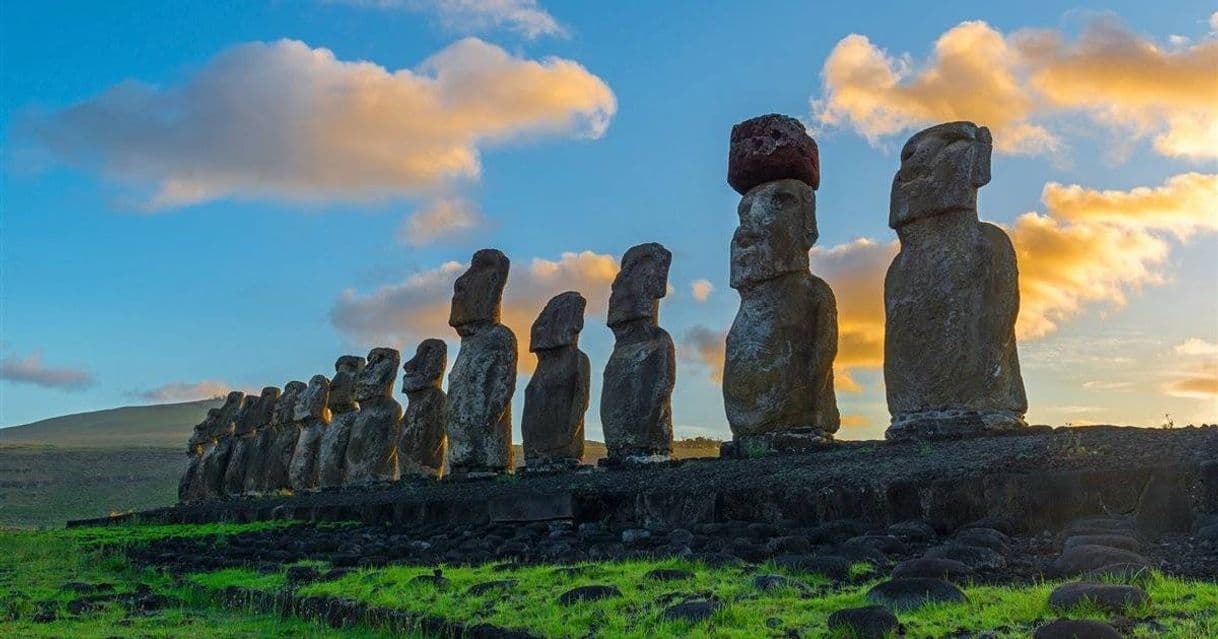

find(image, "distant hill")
[0,398,221,449]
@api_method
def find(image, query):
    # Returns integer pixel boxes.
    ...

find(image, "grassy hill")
[0,398,221,449]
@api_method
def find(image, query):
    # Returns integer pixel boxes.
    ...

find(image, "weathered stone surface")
[447,249,517,474]
[344,348,403,485]
[1053,544,1149,577]
[1034,619,1121,639]
[601,243,676,462]
[225,388,280,495]
[197,392,244,499]
[1062,534,1140,553]
[891,557,974,584]
[826,605,898,639]
[865,577,967,611]
[399,340,448,479]
[728,114,819,194]
[924,543,1005,569]
[724,178,839,444]
[1135,471,1194,539]
[318,356,365,489]
[1048,582,1149,613]
[256,380,305,494]
[523,292,590,468]
[289,375,331,492]
[884,121,1026,439]
[179,409,219,503]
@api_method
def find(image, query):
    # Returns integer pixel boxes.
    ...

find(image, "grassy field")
[1,399,222,448]
[2,522,1215,638]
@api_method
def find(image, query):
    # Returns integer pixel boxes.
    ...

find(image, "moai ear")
[971,126,993,188]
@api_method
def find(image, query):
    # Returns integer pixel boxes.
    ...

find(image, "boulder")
[1048,582,1150,614]
[826,605,899,639]
[924,543,1005,570]
[1054,544,1149,577]
[661,598,723,623]
[1034,619,1121,639]
[890,558,974,584]
[1134,472,1194,539]
[865,578,967,611]
[1062,534,1140,553]
[752,573,813,594]
[557,584,621,605]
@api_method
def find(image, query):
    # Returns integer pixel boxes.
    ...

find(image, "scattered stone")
[522,292,590,469]
[398,339,448,479]
[884,122,1026,439]
[317,356,365,489]
[1048,582,1150,614]
[621,529,651,545]
[646,569,693,581]
[772,555,850,580]
[1079,562,1154,586]
[466,579,517,596]
[411,568,449,588]
[447,249,518,474]
[847,535,908,555]
[1063,534,1140,553]
[344,348,403,485]
[806,521,866,544]
[890,558,974,584]
[661,597,723,623]
[753,574,813,595]
[1034,619,1121,639]
[865,578,967,612]
[952,529,1008,553]
[601,243,676,462]
[888,520,936,542]
[826,605,899,639]
[288,375,331,492]
[558,584,621,605]
[962,516,1017,536]
[727,113,820,194]
[1054,544,1149,577]
[924,543,1005,570]
[829,542,888,566]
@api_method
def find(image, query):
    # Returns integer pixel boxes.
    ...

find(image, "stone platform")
[72,426,1217,536]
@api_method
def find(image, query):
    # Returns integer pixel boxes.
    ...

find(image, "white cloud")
[1176,338,1218,357]
[690,279,714,302]
[399,197,486,245]
[0,352,95,391]
[21,38,615,208]
[333,0,566,39]
[132,380,231,402]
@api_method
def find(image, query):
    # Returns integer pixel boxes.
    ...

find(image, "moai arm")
[572,350,592,443]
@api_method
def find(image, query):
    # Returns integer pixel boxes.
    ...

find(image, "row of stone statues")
[180,114,1029,499]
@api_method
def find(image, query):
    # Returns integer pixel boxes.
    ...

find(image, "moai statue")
[446,249,518,475]
[398,339,448,479]
[344,348,403,485]
[884,121,1027,439]
[289,374,331,492]
[224,387,280,495]
[601,243,676,463]
[522,292,590,470]
[179,409,219,503]
[318,355,365,488]
[199,391,244,498]
[722,114,840,456]
[257,380,305,493]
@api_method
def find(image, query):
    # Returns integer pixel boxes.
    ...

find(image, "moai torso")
[522,292,591,469]
[259,381,305,493]
[399,339,448,479]
[446,249,518,473]
[236,387,280,495]
[318,355,365,488]
[289,375,331,491]
[179,409,218,503]
[884,122,1027,439]
[601,243,676,462]
[199,391,244,498]
[222,395,258,495]
[344,348,403,484]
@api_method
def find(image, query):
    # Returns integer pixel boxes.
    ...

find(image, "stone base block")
[597,453,675,469]
[720,429,835,458]
[886,410,1027,441]
[519,458,584,476]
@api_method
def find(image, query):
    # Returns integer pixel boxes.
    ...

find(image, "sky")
[1,0,1216,440]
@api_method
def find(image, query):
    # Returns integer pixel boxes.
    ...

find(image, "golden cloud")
[398,197,487,246]
[22,38,616,208]
[690,279,714,303]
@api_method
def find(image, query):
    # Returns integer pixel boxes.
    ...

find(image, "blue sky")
[2,0,1216,438]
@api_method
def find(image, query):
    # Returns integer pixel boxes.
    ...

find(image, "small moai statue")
[257,380,306,493]
[398,339,448,479]
[179,408,218,503]
[722,114,840,456]
[446,249,518,475]
[318,355,365,488]
[344,347,403,485]
[199,391,244,498]
[522,291,590,470]
[223,387,279,495]
[601,242,676,463]
[289,374,331,492]
[236,387,281,495]
[884,121,1027,439]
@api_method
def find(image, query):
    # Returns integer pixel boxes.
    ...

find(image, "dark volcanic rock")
[827,605,899,639]
[772,555,850,580]
[1135,472,1194,539]
[645,568,693,582]
[865,578,967,611]
[924,543,1005,569]
[752,574,813,594]
[952,529,1008,553]
[1079,562,1153,586]
[728,113,820,194]
[661,597,723,623]
[1062,534,1140,553]
[1054,544,1149,577]
[466,580,517,596]
[891,558,974,584]
[1034,619,1121,639]
[1048,582,1149,614]
[558,585,621,605]
[888,519,936,542]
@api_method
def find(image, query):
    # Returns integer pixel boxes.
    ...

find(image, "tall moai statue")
[289,374,331,492]
[398,339,448,479]
[344,347,403,484]
[446,249,518,475]
[233,387,280,495]
[199,391,244,498]
[601,243,676,463]
[179,408,219,503]
[522,292,591,470]
[258,380,305,493]
[221,394,258,495]
[318,355,365,488]
[722,114,840,455]
[884,121,1027,439]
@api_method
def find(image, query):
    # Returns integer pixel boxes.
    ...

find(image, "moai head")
[189,409,218,450]
[890,121,992,229]
[294,374,331,421]
[727,114,820,195]
[237,386,280,434]
[272,381,306,425]
[329,355,366,411]
[449,249,510,336]
[355,347,400,402]
[402,339,446,393]
[607,243,672,327]
[731,180,817,289]
[213,391,245,437]
[531,291,586,352]
[233,395,257,436]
